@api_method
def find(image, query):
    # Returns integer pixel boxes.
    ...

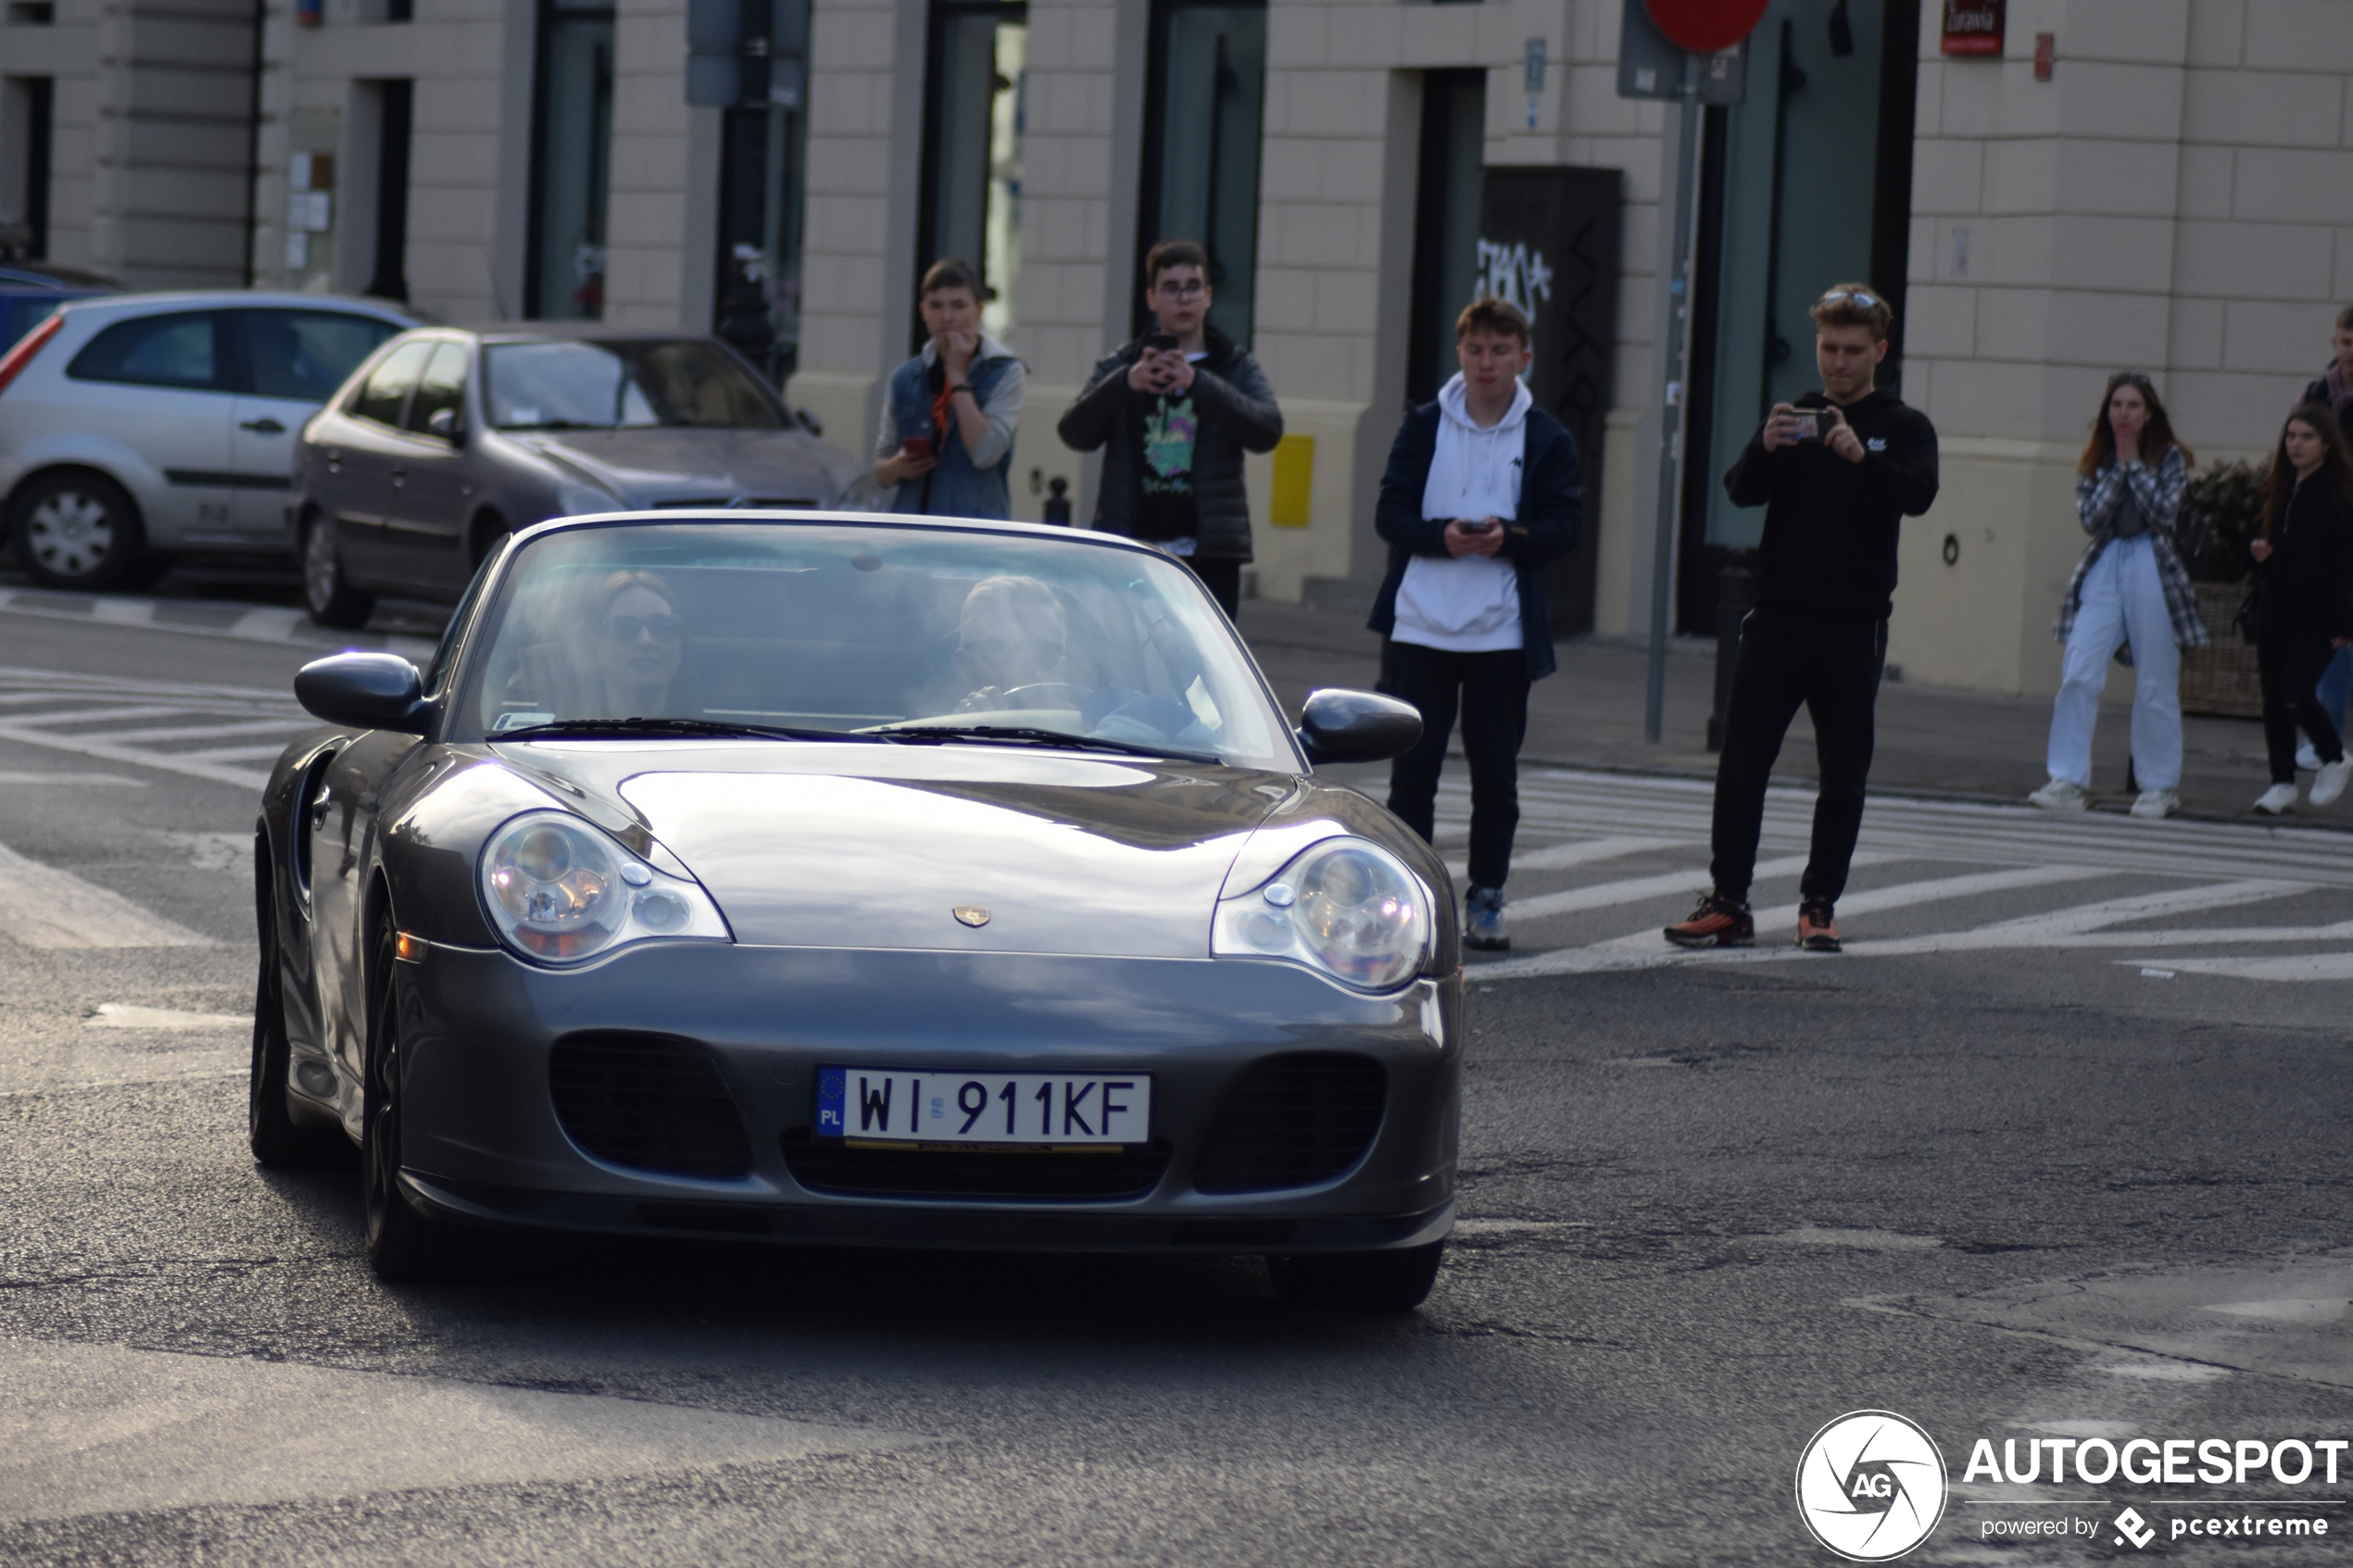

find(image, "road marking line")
[0,842,215,948]
[0,594,436,658]
[0,721,276,790]
[1443,834,1689,882]
[2111,953,2353,982]
[173,743,296,762]
[1504,851,1904,924]
[2,705,188,730]
[1750,864,2109,933]
[0,1336,914,1524]
[87,598,158,626]
[93,718,308,745]
[0,771,143,785]
[86,1004,248,1030]
[1863,879,2311,953]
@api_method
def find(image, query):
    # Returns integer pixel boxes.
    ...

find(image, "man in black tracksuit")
[1666,284,1939,953]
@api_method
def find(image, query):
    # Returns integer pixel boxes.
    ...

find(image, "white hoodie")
[1392,372,1530,654]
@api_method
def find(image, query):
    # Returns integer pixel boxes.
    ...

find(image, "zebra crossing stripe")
[1504,851,1905,924]
[1442,835,1686,882]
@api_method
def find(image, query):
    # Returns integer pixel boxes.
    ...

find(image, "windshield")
[451,523,1300,770]
[484,339,786,431]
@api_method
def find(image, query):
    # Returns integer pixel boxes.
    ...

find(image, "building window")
[527,0,614,319]
[713,0,812,383]
[1136,0,1265,345]
[1407,69,1485,406]
[918,0,1026,345]
[0,76,52,261]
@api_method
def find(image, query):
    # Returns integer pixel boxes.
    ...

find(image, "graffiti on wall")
[1476,239,1554,328]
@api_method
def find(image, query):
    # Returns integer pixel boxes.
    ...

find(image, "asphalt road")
[5,581,2353,1566]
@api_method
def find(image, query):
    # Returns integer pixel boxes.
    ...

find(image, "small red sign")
[1941,0,2005,56]
[2033,31,2055,80]
[1642,0,1769,55]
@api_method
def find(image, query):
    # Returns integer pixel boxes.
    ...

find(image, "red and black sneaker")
[1796,899,1843,953]
[1663,892,1754,948]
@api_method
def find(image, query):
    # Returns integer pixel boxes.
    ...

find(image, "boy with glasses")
[1665,284,1940,953]
[1057,239,1284,614]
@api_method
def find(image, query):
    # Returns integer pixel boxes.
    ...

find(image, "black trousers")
[1187,557,1242,617]
[1381,641,1529,889]
[1710,608,1887,906]
[2258,620,2346,783]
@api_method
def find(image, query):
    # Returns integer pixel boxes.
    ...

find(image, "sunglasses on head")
[608,613,682,644]
[1819,289,1880,308]
[2113,372,2154,387]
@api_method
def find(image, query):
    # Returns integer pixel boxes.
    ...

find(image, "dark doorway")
[1132,0,1265,345]
[1678,0,1918,633]
[364,80,411,303]
[1406,69,1485,408]
[1479,167,1621,638]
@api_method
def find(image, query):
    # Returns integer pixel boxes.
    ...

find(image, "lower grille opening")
[637,1201,771,1235]
[549,1033,755,1180]
[1192,1053,1387,1194]
[780,1129,1171,1201]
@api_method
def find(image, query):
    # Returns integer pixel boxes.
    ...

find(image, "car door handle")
[388,468,406,487]
[240,418,286,434]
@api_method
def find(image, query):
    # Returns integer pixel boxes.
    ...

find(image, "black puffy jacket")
[1056,325,1283,562]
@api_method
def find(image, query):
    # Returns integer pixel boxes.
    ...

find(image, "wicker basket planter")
[2180,581,2261,719]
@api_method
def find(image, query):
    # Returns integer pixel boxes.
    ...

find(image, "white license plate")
[816,1068,1151,1146]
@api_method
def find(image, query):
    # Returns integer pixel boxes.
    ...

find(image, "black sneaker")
[1464,885,1509,951]
[1663,892,1754,948]
[1796,899,1843,953]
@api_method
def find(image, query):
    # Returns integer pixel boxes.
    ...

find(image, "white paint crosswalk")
[1439,769,2353,985]
[0,666,323,790]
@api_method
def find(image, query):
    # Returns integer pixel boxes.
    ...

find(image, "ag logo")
[1795,1410,1947,1561]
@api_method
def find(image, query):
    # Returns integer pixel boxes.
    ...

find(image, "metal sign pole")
[1643,51,1702,744]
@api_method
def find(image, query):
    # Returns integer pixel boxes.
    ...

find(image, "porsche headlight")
[479,811,729,964]
[1213,837,1432,992]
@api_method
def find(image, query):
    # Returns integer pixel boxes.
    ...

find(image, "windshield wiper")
[868,723,1213,762]
[494,717,872,743]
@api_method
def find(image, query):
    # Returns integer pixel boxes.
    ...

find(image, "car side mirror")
[295,652,429,734]
[427,407,462,441]
[795,407,824,437]
[1296,687,1422,766]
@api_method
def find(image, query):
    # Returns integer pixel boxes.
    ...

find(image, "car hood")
[505,427,855,508]
[489,742,1341,958]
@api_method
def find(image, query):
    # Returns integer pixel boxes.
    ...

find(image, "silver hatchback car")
[0,292,414,589]
[292,327,866,627]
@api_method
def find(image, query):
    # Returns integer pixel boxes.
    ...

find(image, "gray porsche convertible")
[252,511,1461,1310]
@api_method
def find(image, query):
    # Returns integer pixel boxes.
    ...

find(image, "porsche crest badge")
[952,906,991,928]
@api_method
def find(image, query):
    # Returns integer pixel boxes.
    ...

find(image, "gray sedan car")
[257,512,1458,1310]
[291,327,864,626]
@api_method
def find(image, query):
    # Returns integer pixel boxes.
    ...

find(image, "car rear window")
[66,310,229,391]
[242,310,402,401]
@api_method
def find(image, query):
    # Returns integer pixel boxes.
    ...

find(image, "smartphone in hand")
[1143,332,1178,352]
[1458,519,1498,534]
[900,436,934,459]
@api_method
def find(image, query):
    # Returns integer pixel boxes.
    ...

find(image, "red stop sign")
[1642,0,1768,53]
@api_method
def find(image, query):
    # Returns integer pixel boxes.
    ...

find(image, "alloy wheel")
[304,521,341,614]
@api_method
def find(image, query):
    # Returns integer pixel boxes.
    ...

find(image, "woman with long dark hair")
[2029,372,2206,819]
[2247,403,2353,813]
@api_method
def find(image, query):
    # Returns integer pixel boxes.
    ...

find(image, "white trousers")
[2045,534,2183,790]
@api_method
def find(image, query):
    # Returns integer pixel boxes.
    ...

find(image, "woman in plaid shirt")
[2029,373,2207,820]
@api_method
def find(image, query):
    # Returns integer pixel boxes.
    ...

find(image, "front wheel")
[1266,1240,1445,1312]
[361,922,471,1281]
[15,470,145,590]
[302,514,374,630]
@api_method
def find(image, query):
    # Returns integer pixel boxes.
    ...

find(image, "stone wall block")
[2173,143,2233,218]
[1903,282,1979,358]
[2243,0,2353,73]
[2168,295,2225,370]
[2173,217,2331,300]
[2231,145,2353,222]
[1908,139,1985,214]
[2222,296,2333,372]
[2181,67,2340,147]
[2186,0,2248,66]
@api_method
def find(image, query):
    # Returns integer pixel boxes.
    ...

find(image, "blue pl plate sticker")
[816,1067,845,1135]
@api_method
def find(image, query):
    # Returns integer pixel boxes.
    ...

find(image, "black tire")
[13,469,146,591]
[302,512,374,630]
[1266,1240,1445,1312]
[248,854,346,1167]
[360,922,471,1281]
[468,511,511,570]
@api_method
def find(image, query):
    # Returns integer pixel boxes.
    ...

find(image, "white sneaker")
[2298,741,2322,771]
[2027,777,2089,812]
[2311,758,2353,807]
[2129,788,2179,820]
[2255,783,2298,815]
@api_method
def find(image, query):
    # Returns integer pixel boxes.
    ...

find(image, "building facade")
[2,0,2347,701]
